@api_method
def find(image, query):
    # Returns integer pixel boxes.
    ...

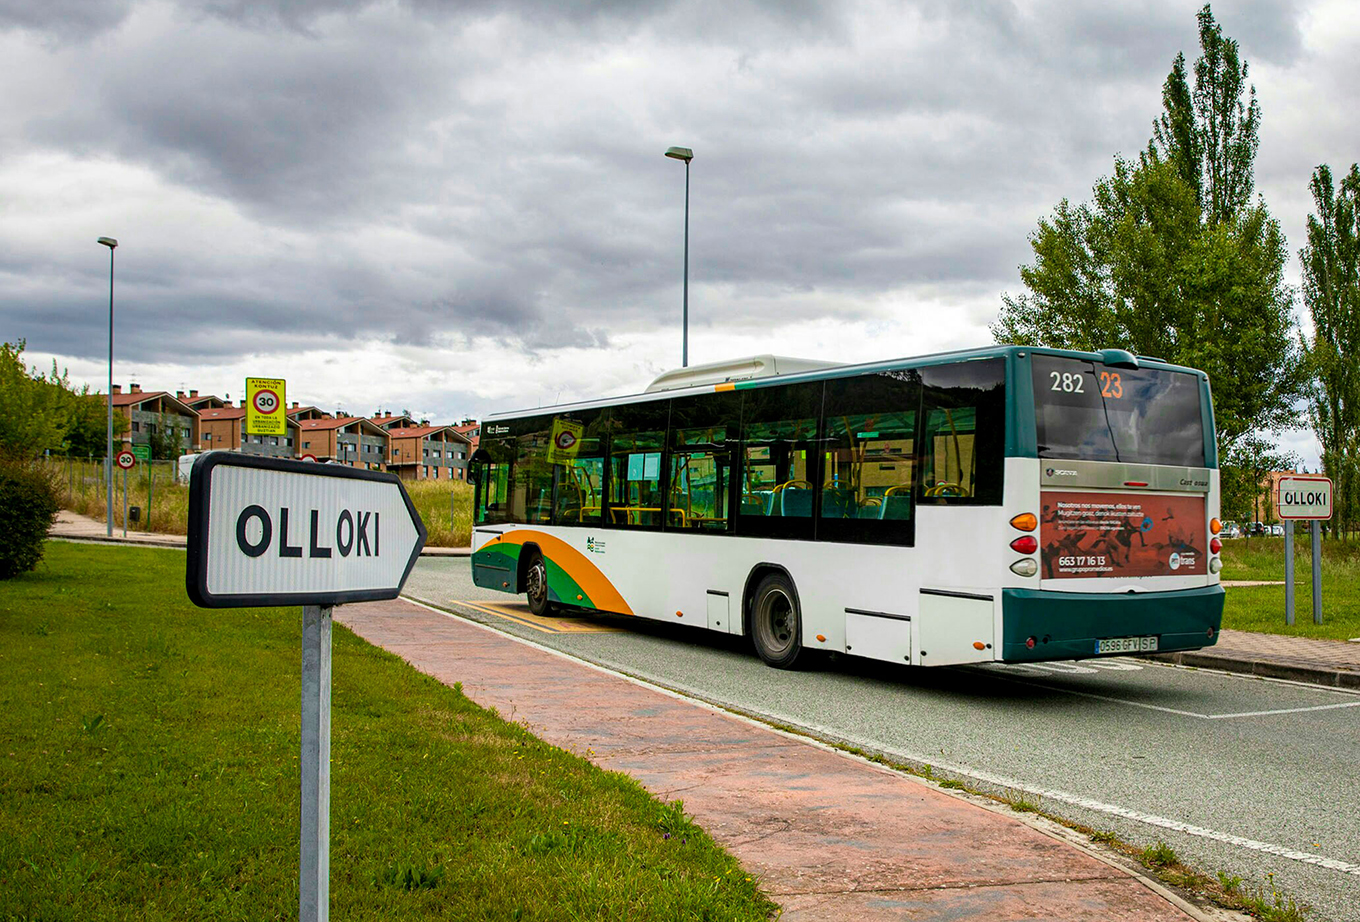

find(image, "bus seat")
[822,488,854,519]
[780,487,813,517]
[881,493,913,520]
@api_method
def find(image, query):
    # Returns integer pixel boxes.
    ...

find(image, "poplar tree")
[1301,164,1360,536]
[994,4,1300,459]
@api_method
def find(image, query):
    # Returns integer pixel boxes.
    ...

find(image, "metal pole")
[1311,520,1323,625]
[1284,520,1294,625]
[682,159,689,368]
[147,461,154,531]
[106,246,115,537]
[300,604,332,922]
[122,466,128,538]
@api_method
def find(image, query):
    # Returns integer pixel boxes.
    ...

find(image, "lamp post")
[664,146,693,367]
[98,236,118,537]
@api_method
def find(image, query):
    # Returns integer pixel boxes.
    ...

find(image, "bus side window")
[737,381,823,539]
[819,371,919,545]
[606,400,669,529]
[667,390,740,532]
[917,360,1005,505]
[549,408,606,527]
[508,417,555,524]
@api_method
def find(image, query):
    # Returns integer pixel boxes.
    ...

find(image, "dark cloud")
[0,0,1329,380]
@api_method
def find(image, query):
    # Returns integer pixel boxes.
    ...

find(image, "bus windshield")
[1033,355,1206,467]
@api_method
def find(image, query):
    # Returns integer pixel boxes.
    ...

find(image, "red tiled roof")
[198,406,246,420]
[101,391,199,415]
[387,425,461,439]
[297,416,386,434]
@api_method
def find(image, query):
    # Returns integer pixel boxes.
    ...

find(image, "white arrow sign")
[186,452,427,607]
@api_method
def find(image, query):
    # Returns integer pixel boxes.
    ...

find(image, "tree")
[1300,163,1360,536]
[994,4,1301,458]
[146,413,183,460]
[0,342,69,459]
[1148,6,1261,225]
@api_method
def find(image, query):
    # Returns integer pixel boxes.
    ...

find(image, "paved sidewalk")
[338,598,1209,922]
[1150,628,1360,688]
[49,509,186,547]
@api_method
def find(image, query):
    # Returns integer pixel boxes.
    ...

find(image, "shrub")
[0,458,60,579]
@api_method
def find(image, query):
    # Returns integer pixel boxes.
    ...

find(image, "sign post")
[116,450,135,537]
[1276,474,1332,626]
[186,454,426,922]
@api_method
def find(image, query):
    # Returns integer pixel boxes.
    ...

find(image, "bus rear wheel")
[524,552,556,616]
[751,573,804,669]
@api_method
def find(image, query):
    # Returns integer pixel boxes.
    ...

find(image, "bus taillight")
[1010,513,1037,531]
[1211,518,1222,534]
[1210,537,1222,554]
[1010,535,1038,554]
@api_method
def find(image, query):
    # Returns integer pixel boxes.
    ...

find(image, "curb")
[49,533,186,549]
[1144,650,1360,689]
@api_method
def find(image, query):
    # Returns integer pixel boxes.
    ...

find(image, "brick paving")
[337,598,1204,922]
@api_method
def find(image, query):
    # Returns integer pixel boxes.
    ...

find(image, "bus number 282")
[1049,372,1085,393]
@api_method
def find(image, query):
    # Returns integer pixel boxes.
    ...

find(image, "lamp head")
[97,237,118,249]
[664,147,693,163]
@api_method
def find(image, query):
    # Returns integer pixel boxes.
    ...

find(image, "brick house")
[296,416,390,469]
[106,385,199,457]
[386,425,473,481]
[452,419,480,455]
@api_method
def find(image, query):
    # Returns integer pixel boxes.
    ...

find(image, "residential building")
[179,390,229,410]
[197,402,300,458]
[287,404,331,422]
[296,416,390,469]
[106,385,199,456]
[387,425,472,481]
[453,418,480,455]
[372,412,418,430]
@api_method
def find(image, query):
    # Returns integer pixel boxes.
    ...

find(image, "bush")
[0,459,60,579]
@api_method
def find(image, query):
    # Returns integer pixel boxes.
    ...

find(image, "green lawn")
[1220,536,1360,641]
[0,542,776,921]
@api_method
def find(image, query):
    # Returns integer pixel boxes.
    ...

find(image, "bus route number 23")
[1049,371,1123,398]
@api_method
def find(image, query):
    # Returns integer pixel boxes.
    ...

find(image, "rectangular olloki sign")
[186,453,427,608]
[1276,474,1333,521]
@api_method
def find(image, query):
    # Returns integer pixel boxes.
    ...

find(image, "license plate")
[1096,635,1159,654]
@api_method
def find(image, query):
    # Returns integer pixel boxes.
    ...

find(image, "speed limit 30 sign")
[246,376,287,437]
[115,450,136,470]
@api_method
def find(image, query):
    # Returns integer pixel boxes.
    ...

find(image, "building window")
[132,421,140,432]
[302,441,310,449]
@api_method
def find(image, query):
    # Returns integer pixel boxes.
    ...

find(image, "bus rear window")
[1032,355,1205,467]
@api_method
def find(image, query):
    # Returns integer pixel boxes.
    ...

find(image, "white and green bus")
[470,347,1225,669]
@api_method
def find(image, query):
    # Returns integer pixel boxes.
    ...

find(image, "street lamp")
[664,146,693,367]
[97,236,118,537]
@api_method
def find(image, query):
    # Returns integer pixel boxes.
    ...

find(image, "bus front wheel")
[751,573,804,669]
[524,552,556,617]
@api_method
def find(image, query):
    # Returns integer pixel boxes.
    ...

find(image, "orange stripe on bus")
[714,382,736,392]
[487,530,634,616]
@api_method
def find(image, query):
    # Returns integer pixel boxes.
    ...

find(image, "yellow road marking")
[455,600,622,634]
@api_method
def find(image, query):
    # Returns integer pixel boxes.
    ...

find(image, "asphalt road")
[404,558,1360,922]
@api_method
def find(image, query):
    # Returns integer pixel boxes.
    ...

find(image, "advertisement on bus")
[1040,491,1206,579]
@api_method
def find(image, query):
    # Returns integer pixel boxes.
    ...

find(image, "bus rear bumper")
[1000,585,1224,663]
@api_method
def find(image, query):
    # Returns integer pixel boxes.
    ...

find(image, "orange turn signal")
[973,641,986,650]
[1210,518,1222,535]
[816,634,826,643]
[1010,513,1037,532]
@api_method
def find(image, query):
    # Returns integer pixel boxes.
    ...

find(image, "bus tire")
[524,551,556,616]
[750,572,804,669]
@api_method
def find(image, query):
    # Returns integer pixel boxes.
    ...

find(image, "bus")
[469,347,1224,669]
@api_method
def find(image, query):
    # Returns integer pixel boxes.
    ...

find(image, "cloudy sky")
[3,0,1357,463]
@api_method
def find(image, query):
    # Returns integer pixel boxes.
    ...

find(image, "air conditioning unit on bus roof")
[645,354,841,393]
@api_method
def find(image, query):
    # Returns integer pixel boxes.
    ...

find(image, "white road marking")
[976,664,1360,720]
[399,597,1360,882]
[1026,662,1101,674]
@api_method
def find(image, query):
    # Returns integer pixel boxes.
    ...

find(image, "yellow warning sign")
[546,417,584,464]
[246,377,287,436]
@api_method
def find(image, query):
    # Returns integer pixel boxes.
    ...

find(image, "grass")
[0,542,776,921]
[1220,536,1360,640]
[46,458,474,548]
